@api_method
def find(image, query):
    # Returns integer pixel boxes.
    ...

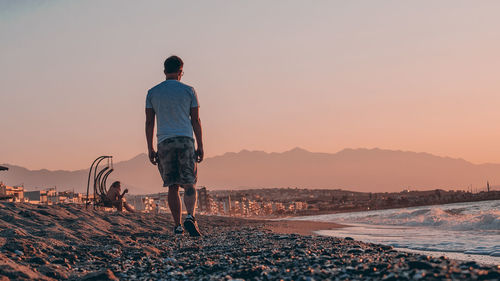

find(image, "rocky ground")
[1,202,499,280]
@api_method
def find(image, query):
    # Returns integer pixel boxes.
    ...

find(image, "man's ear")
[164,69,167,75]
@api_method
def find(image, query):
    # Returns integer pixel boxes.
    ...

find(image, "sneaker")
[183,214,202,237]
[173,225,184,235]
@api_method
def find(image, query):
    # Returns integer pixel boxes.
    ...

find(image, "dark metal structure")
[85,156,113,209]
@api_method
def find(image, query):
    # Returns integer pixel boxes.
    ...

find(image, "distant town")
[2,178,499,217]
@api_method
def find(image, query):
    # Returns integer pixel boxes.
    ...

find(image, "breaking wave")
[294,200,500,259]
[346,207,500,231]
[292,200,500,231]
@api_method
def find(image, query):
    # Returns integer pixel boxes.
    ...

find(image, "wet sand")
[394,248,500,267]
[263,219,346,236]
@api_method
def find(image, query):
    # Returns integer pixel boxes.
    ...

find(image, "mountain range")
[1,148,498,194]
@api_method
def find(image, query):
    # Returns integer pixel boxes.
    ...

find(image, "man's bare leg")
[182,184,201,236]
[124,202,135,213]
[168,185,182,226]
[182,184,197,216]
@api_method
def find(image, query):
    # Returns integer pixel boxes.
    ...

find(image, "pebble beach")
[1,202,499,280]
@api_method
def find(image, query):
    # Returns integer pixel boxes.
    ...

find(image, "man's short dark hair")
[111,181,120,188]
[164,55,183,73]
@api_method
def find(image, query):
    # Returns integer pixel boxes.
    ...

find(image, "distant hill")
[1,148,498,194]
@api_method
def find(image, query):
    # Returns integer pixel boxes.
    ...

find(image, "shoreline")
[262,219,347,236]
[264,218,500,266]
[394,248,500,267]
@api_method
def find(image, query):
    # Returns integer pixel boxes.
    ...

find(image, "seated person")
[106,181,134,212]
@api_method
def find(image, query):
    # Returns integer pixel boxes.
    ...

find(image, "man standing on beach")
[145,55,204,237]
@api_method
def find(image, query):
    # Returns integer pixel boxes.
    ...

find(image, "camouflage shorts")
[157,137,197,187]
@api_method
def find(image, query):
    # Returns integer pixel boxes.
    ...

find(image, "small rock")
[380,245,393,251]
[80,269,118,281]
[38,265,69,280]
[345,237,354,241]
[462,261,479,268]
[163,257,176,263]
[408,261,433,270]
[53,258,69,265]
[382,272,398,281]
[37,210,51,216]
[27,257,48,265]
[347,248,364,254]
[481,271,500,279]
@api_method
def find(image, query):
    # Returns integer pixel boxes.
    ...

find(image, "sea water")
[290,200,500,264]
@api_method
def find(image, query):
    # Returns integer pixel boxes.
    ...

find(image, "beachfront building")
[23,189,85,205]
[0,182,7,201]
[24,188,57,204]
[0,185,24,202]
[24,190,47,204]
[142,196,156,212]
[197,186,211,213]
[221,195,231,215]
[0,167,8,200]
[271,202,285,214]
[232,197,251,216]
[127,195,146,211]
[57,191,84,204]
[47,188,59,204]
[126,193,169,213]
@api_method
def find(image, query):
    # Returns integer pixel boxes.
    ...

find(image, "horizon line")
[2,146,492,172]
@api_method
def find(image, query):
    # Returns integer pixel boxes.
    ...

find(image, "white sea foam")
[292,200,500,231]
[291,200,500,260]
[342,206,500,231]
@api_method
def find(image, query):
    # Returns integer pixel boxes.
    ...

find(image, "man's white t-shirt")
[146,80,199,145]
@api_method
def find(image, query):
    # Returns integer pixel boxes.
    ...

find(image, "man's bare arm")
[119,188,129,199]
[190,107,204,163]
[145,108,157,165]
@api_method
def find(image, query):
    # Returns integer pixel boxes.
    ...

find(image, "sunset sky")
[1,1,500,170]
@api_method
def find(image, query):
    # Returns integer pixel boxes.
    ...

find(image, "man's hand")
[145,108,156,165]
[149,149,157,165]
[123,188,129,194]
[190,107,204,163]
[195,147,204,163]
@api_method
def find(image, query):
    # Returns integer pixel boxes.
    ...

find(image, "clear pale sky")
[1,0,500,170]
